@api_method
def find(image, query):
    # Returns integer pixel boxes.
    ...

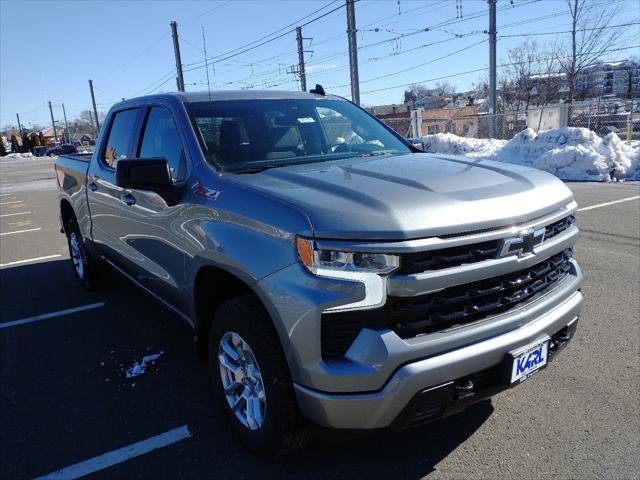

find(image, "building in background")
[40,125,65,146]
[576,60,639,97]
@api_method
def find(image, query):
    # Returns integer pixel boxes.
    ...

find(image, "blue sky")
[1,0,638,129]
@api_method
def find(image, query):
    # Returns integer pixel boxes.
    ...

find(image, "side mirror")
[116,158,182,205]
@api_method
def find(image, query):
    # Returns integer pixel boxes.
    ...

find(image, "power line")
[209,2,558,92]
[357,45,640,95]
[181,1,232,25]
[499,21,640,38]
[183,1,342,71]
[346,38,489,87]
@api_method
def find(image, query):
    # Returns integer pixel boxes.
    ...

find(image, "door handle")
[88,181,98,192]
[121,192,136,206]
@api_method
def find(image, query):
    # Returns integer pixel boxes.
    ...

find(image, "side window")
[102,109,138,168]
[139,107,185,182]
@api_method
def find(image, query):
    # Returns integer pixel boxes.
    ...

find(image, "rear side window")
[139,107,186,182]
[102,109,138,168]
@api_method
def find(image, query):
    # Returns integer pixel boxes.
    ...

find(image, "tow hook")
[454,380,475,399]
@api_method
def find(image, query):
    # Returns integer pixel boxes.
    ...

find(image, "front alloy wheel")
[218,331,267,430]
[209,295,313,456]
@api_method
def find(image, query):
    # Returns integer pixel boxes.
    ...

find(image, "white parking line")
[0,302,105,329]
[0,254,62,267]
[577,195,640,212]
[0,211,30,218]
[0,227,42,236]
[0,200,22,205]
[34,425,192,480]
[0,193,13,197]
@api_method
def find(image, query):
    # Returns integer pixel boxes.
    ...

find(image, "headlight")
[296,237,399,312]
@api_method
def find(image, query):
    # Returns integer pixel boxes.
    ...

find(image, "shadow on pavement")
[1,258,494,480]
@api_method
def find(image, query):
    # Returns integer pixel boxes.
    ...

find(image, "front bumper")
[293,287,582,429]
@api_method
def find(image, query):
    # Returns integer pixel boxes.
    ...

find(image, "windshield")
[187,98,411,172]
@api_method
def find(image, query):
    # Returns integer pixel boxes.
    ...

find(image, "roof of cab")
[117,90,344,107]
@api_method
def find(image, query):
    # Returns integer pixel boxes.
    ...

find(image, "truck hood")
[226,153,575,240]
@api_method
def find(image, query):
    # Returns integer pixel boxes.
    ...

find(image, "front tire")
[65,218,109,290]
[208,295,313,457]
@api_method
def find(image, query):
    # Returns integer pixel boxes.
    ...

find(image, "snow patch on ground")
[125,351,164,378]
[2,152,34,158]
[417,127,640,181]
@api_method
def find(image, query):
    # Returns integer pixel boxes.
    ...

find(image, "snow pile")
[2,152,34,158]
[125,351,164,378]
[418,127,640,181]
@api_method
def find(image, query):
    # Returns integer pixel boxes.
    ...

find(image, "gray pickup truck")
[55,89,582,456]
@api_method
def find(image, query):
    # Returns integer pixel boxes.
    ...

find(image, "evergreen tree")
[22,133,32,153]
[0,140,7,156]
[10,134,20,153]
[31,133,40,147]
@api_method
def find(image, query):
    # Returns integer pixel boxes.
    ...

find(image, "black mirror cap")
[115,158,172,189]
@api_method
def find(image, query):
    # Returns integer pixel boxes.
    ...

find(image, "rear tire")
[208,295,313,457]
[65,217,109,290]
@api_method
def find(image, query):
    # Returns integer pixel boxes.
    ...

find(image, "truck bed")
[60,152,93,163]
[56,153,92,195]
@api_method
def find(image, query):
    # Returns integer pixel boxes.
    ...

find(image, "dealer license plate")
[509,338,549,385]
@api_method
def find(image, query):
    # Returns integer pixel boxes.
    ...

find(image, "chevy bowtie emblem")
[499,227,545,258]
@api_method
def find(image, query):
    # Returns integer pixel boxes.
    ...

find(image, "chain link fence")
[568,100,639,140]
[377,98,639,142]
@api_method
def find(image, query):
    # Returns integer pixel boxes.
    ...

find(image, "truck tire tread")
[209,294,314,457]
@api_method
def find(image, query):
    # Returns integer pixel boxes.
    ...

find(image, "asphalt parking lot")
[1,156,639,480]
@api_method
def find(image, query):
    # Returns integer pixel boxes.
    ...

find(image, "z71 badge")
[193,183,221,201]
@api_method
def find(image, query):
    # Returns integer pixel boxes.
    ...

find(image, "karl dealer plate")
[508,337,550,385]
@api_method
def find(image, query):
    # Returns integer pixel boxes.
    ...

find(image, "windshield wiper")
[225,164,281,174]
[357,150,396,158]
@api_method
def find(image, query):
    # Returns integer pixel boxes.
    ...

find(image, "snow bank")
[2,152,33,158]
[418,127,640,181]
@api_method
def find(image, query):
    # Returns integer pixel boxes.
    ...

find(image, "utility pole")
[346,0,360,105]
[62,103,70,144]
[296,26,307,92]
[170,21,185,92]
[202,26,212,99]
[89,79,101,133]
[16,113,23,135]
[48,101,58,144]
[488,0,497,139]
[89,111,96,138]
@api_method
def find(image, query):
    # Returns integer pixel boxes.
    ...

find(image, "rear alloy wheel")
[209,295,313,456]
[65,218,109,290]
[69,231,86,280]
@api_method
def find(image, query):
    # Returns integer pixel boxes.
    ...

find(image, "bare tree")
[73,110,105,131]
[499,39,539,111]
[433,81,457,99]
[558,0,625,103]
[404,82,457,108]
[534,51,564,107]
[404,84,430,103]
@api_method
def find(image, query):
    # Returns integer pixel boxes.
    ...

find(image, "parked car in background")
[33,146,48,157]
[47,143,77,156]
[55,90,582,456]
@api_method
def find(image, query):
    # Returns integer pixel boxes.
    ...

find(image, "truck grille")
[391,249,572,337]
[398,214,575,274]
[321,249,572,358]
[544,214,576,240]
